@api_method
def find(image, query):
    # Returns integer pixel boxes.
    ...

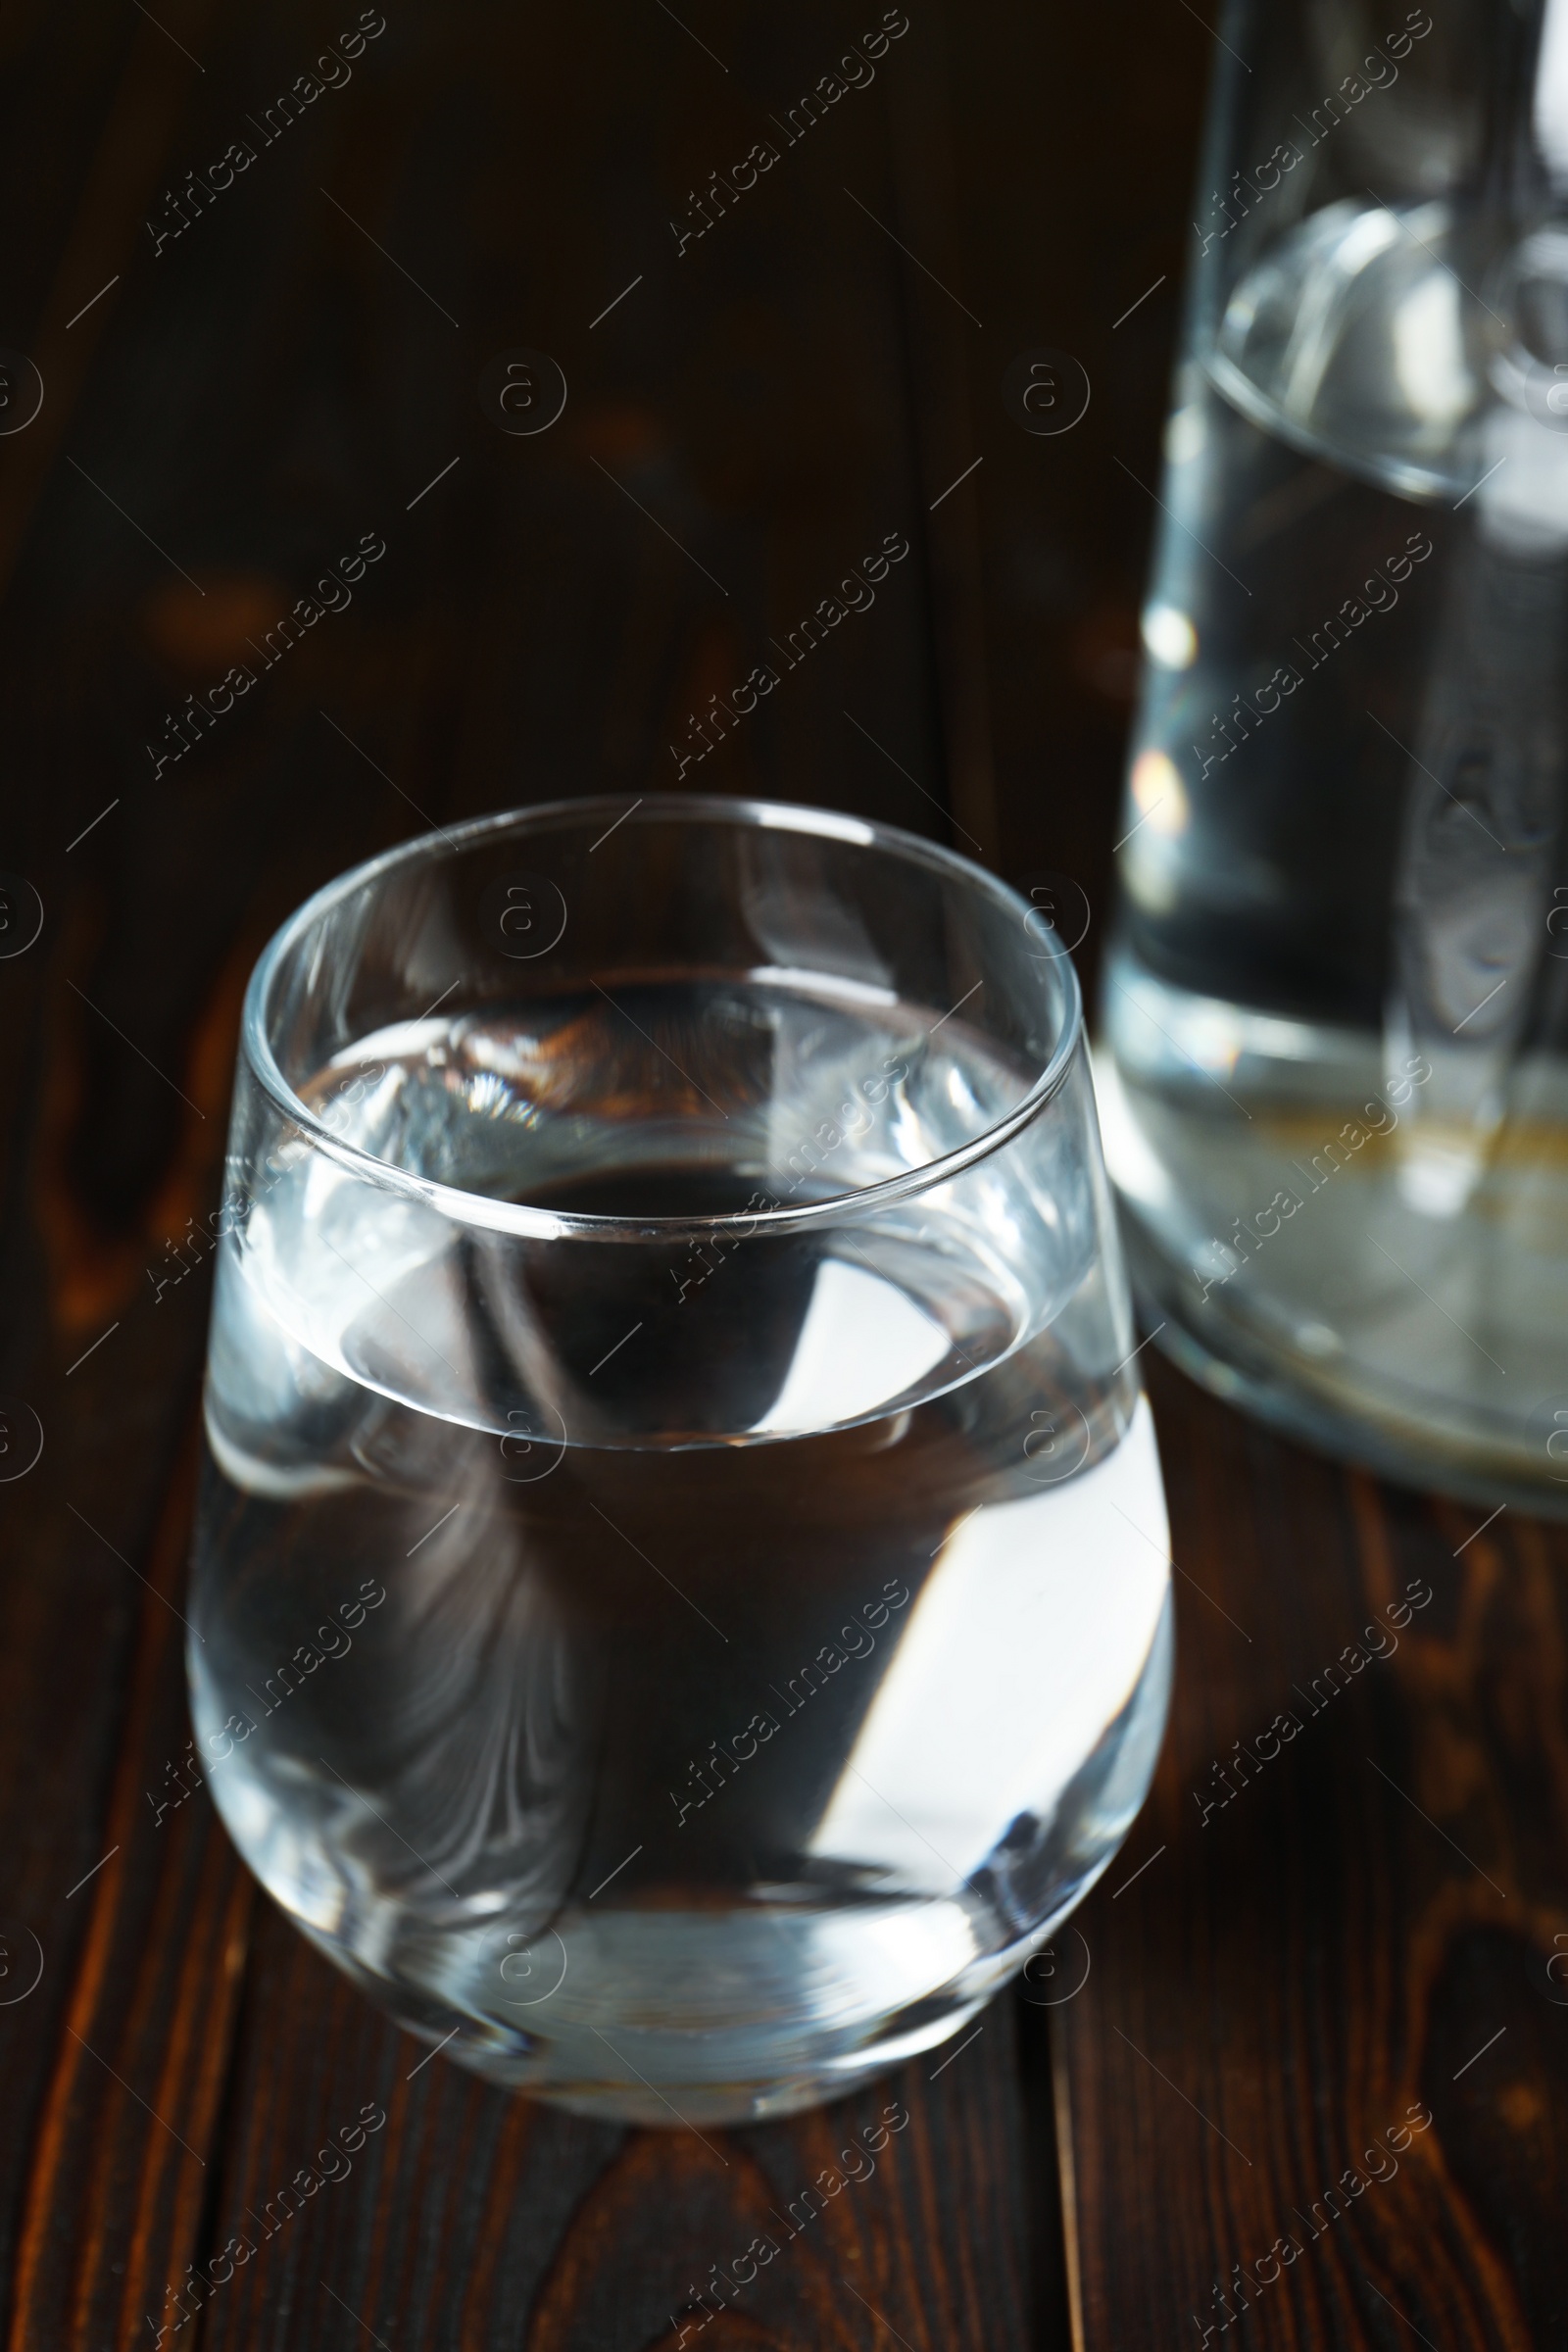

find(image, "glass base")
[395,1992,990,2126]
[300,1913,1056,2124]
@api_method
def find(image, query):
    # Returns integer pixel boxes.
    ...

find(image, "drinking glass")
[190,795,1171,2123]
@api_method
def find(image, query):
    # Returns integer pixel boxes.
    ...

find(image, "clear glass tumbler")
[190,796,1171,2123]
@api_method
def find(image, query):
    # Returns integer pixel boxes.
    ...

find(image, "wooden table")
[2,2,1560,2344]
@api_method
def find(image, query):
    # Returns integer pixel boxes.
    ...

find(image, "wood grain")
[1056,1357,1568,2350]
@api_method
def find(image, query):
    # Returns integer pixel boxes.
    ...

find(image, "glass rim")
[241,793,1085,1241]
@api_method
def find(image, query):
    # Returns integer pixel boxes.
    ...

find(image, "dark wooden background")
[2,1,1563,2345]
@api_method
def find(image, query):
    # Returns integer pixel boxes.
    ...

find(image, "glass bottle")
[1100,0,1568,1505]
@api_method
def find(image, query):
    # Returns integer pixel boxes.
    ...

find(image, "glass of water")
[191,796,1171,2123]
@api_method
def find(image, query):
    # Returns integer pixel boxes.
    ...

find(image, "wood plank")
[921,0,1210,965]
[0,0,223,599]
[0,1432,253,2352]
[1056,1354,1562,2350]
[882,4,1000,865]
[166,1912,1030,2350]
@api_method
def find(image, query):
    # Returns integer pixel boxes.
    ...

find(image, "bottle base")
[1097,964,1568,1516]
[1123,1215,1568,1519]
